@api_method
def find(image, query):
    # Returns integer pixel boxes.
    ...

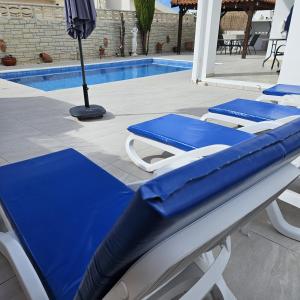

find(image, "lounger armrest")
[154,145,230,176]
[0,232,49,300]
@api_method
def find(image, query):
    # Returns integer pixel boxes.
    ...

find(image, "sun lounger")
[127,114,300,242]
[263,84,300,97]
[127,114,255,172]
[259,84,300,106]
[1,123,300,299]
[202,100,300,241]
[202,98,300,127]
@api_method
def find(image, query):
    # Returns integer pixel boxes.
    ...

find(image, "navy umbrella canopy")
[64,0,106,120]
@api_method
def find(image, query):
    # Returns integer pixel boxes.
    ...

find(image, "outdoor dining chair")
[247,34,260,55]
[1,122,300,299]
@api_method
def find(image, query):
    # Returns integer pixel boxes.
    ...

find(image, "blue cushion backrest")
[75,118,300,300]
[263,84,300,96]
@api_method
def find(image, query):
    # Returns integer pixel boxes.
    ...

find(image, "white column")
[205,0,222,76]
[266,0,294,59]
[192,0,222,83]
[192,0,210,83]
[279,0,300,85]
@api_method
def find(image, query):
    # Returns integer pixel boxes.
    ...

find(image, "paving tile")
[0,157,8,167]
[0,255,14,285]
[0,277,26,300]
[101,164,140,185]
[245,202,300,254]
[225,230,300,300]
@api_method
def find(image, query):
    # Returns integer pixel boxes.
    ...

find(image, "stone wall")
[0,3,196,64]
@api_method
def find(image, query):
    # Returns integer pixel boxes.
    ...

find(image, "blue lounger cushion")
[128,114,254,151]
[1,119,300,300]
[209,99,300,122]
[263,84,300,96]
[0,149,134,300]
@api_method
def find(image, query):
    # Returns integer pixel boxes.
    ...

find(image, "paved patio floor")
[0,56,299,299]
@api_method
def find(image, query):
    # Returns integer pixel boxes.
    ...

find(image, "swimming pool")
[0,59,192,91]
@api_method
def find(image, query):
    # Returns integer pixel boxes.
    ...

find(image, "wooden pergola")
[171,0,276,58]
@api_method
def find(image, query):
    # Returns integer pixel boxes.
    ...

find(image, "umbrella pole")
[78,36,90,108]
[69,36,106,120]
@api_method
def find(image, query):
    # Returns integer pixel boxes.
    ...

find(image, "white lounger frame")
[201,107,300,242]
[104,161,300,300]
[126,133,229,173]
[127,115,300,242]
[258,93,300,108]
[0,160,299,300]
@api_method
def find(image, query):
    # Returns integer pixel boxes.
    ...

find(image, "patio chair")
[247,34,260,55]
[217,34,228,54]
[1,125,300,300]
[126,113,300,242]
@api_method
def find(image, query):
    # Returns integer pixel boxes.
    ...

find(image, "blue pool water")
[0,59,192,91]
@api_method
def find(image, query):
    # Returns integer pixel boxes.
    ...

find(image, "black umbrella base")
[70,105,106,121]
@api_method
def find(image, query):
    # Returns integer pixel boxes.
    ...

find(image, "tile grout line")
[0,275,16,287]
[248,230,300,255]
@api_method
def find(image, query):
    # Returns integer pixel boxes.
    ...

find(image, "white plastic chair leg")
[181,237,236,300]
[266,201,300,241]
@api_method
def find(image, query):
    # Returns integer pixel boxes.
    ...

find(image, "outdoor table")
[262,38,287,68]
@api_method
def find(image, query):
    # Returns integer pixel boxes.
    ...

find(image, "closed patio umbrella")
[65,0,106,120]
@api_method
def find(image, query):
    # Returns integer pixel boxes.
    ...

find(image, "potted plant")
[0,39,6,52]
[99,46,105,59]
[2,55,17,66]
[155,42,164,54]
[39,52,53,63]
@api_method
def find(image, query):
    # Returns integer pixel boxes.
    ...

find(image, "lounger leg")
[266,201,300,241]
[0,232,49,300]
[181,237,236,300]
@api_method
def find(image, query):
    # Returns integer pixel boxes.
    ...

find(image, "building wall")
[0,3,195,64]
[0,0,57,4]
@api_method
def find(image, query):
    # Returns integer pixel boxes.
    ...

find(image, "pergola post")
[206,0,222,75]
[241,5,255,59]
[192,0,210,82]
[279,0,300,85]
[177,6,187,54]
[192,0,222,82]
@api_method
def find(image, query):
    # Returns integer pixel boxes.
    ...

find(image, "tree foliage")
[134,0,155,55]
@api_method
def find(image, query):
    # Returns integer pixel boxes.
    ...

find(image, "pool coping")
[0,58,193,80]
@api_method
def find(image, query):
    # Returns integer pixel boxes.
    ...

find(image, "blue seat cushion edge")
[263,84,300,96]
